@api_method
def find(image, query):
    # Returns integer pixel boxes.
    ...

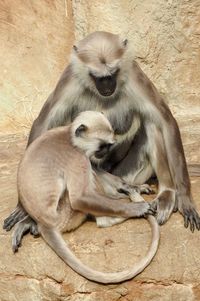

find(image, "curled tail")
[39,216,159,284]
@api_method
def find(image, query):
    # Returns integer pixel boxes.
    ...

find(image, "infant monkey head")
[71,111,115,160]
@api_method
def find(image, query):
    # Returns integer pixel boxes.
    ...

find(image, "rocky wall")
[1,1,200,301]
[0,0,74,134]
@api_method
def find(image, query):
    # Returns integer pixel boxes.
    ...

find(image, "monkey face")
[71,32,128,98]
[94,142,114,159]
[71,111,115,160]
[89,70,119,97]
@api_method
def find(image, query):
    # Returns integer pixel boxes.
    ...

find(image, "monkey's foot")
[3,205,27,231]
[178,198,200,232]
[117,183,154,198]
[96,216,126,228]
[133,184,155,195]
[12,216,39,253]
[152,190,175,225]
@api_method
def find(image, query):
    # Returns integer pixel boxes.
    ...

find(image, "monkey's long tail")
[39,216,159,284]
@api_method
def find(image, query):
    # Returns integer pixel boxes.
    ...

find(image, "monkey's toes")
[3,208,27,231]
[30,222,39,237]
[183,207,200,232]
[134,184,155,195]
[4,213,22,231]
[156,206,174,225]
[12,233,22,253]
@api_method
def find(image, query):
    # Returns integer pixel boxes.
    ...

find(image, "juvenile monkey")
[4,31,200,247]
[15,111,159,284]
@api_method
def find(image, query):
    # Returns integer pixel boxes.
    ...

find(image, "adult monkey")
[4,31,200,244]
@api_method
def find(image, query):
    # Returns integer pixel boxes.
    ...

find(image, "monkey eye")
[75,124,87,137]
[89,72,96,80]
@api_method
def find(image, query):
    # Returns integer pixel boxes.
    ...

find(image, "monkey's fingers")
[131,184,155,195]
[145,203,157,217]
[183,207,200,232]
[151,200,157,211]
[139,184,155,195]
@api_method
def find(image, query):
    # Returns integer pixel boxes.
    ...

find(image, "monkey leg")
[145,123,176,225]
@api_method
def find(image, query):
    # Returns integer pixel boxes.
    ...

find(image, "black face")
[89,70,119,97]
[95,143,113,159]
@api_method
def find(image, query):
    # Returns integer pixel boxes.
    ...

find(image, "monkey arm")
[70,192,152,218]
[131,61,200,231]
[27,65,77,146]
[159,108,200,230]
[131,61,190,194]
[160,106,190,195]
[96,169,154,199]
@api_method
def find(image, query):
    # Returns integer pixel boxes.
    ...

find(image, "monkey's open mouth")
[89,73,117,97]
[95,81,116,97]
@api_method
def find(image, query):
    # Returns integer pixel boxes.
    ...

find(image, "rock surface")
[0,136,200,301]
[1,1,200,300]
[0,0,74,134]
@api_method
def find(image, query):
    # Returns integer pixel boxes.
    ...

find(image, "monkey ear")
[122,39,128,47]
[73,45,78,52]
[75,124,87,137]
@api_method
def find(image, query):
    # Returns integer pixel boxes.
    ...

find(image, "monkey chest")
[72,105,138,139]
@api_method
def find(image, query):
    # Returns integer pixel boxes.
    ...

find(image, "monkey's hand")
[177,196,200,232]
[132,201,156,217]
[132,184,155,195]
[128,192,156,217]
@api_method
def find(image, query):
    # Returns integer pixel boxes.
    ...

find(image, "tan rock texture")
[0,1,200,301]
[0,0,74,134]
